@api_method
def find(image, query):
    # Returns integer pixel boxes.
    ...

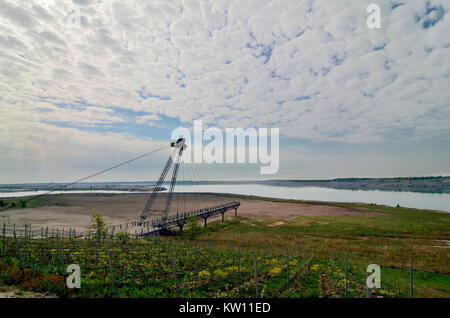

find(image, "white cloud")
[136,113,161,126]
[0,0,449,181]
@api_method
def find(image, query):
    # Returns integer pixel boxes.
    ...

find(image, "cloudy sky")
[0,0,449,183]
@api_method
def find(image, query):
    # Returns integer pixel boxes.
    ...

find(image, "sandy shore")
[0,193,383,232]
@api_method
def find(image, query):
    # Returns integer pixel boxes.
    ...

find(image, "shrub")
[186,215,201,240]
[198,270,210,280]
[268,267,282,277]
[213,269,227,279]
[116,231,129,241]
[87,209,107,236]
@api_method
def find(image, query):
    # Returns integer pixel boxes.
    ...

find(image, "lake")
[1,184,449,213]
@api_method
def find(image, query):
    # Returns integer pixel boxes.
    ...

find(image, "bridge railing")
[150,201,240,227]
[1,201,240,239]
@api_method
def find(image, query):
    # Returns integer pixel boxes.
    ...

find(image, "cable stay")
[2,137,240,237]
[137,138,240,234]
[0,144,170,213]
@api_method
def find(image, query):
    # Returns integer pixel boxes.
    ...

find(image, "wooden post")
[158,234,161,275]
[286,248,290,289]
[263,246,267,274]
[56,234,66,284]
[45,227,48,259]
[96,234,100,264]
[345,253,348,298]
[13,230,24,273]
[379,255,382,289]
[194,240,198,282]
[253,256,259,298]
[169,247,180,297]
[2,223,5,253]
[105,240,118,298]
[232,245,235,273]
[410,259,413,298]
[237,245,241,287]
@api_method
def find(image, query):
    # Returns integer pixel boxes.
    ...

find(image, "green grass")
[6,192,449,272]
[1,193,449,297]
[181,194,450,273]
[1,235,448,298]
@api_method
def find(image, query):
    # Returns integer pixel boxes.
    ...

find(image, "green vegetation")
[186,215,202,240]
[263,176,450,193]
[116,231,129,241]
[0,235,448,298]
[180,194,450,273]
[0,197,48,209]
[87,210,107,236]
[19,200,26,208]
[1,193,448,297]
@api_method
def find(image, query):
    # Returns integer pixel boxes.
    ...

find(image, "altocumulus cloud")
[0,0,449,182]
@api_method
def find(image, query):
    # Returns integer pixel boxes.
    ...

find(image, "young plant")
[87,209,108,236]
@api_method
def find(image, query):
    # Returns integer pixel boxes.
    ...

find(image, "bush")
[186,215,201,240]
[116,231,129,241]
[87,209,107,236]
[0,200,4,207]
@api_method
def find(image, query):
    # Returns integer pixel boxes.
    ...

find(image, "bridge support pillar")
[234,208,238,217]
[204,217,208,228]
[221,212,225,222]
[178,223,184,233]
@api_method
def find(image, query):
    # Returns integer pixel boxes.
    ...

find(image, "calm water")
[1,185,449,213]
[177,184,450,213]
[0,190,149,198]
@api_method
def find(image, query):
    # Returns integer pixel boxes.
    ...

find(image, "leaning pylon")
[139,138,187,225]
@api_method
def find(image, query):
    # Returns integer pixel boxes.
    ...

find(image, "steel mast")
[139,138,187,224]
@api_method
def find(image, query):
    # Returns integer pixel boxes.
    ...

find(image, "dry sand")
[0,193,383,232]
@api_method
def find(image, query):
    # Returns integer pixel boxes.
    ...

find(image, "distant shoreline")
[1,176,449,194]
[257,176,450,194]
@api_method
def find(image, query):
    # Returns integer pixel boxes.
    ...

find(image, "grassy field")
[0,234,448,298]
[0,193,449,297]
[2,193,450,273]
[179,194,450,274]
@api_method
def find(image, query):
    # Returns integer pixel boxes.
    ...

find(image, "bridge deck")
[137,201,240,236]
[1,201,240,239]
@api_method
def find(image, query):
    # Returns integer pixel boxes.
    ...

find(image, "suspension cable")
[0,144,170,213]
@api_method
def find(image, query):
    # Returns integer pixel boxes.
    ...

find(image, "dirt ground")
[0,285,57,298]
[0,193,383,232]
